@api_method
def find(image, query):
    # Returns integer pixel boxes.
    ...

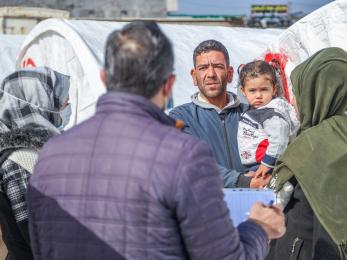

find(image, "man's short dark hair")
[193,40,230,67]
[104,21,174,98]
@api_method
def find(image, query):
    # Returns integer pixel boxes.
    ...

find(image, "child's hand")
[250,174,271,188]
[255,164,271,179]
[244,171,256,178]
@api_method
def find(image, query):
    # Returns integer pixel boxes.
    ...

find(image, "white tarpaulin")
[16,19,282,127]
[0,34,25,83]
[265,0,347,101]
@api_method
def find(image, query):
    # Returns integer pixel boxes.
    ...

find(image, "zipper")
[289,237,301,260]
[220,113,233,169]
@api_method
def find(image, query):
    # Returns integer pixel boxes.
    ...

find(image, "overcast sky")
[177,0,334,15]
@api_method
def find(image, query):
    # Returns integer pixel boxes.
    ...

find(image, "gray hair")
[104,21,174,98]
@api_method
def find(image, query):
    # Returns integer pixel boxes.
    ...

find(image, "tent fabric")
[0,34,25,83]
[16,18,283,127]
[266,0,347,101]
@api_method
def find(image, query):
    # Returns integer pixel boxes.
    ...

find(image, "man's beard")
[200,81,227,98]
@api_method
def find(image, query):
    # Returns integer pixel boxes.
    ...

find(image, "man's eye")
[198,67,207,71]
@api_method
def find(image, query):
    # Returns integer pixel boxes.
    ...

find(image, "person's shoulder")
[228,91,248,110]
[170,102,195,113]
[157,120,210,159]
[169,102,196,119]
[269,97,296,117]
[239,102,249,112]
[39,116,98,157]
[161,121,199,144]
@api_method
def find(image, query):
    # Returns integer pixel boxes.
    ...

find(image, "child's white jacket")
[237,97,300,168]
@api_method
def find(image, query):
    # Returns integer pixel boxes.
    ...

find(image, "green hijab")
[272,47,347,255]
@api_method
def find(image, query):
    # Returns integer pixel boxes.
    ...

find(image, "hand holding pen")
[248,201,286,240]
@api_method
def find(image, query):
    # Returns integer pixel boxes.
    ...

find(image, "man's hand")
[249,202,286,240]
[250,173,271,188]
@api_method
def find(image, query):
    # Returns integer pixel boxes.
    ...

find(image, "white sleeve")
[261,116,290,167]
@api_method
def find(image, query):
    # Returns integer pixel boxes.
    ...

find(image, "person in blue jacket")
[170,40,269,188]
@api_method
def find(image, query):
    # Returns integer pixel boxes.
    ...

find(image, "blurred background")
[0,0,334,34]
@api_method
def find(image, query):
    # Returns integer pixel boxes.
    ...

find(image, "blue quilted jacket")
[27,92,267,260]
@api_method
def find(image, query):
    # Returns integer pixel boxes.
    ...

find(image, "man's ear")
[227,66,234,83]
[163,74,176,97]
[100,69,106,86]
[240,86,246,96]
[190,69,198,86]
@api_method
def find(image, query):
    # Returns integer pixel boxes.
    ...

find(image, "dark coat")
[266,184,341,260]
[27,92,268,260]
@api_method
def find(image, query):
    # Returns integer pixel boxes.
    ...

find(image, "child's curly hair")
[238,60,284,97]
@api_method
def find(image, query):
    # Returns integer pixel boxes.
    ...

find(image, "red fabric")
[21,58,37,68]
[264,52,290,102]
[256,139,269,162]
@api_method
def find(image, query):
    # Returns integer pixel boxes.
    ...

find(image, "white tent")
[0,34,25,83]
[16,19,282,127]
[266,0,347,101]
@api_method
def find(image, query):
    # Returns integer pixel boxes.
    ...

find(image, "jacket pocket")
[289,237,304,260]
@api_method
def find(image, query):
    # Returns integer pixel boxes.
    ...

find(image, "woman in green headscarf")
[266,47,347,260]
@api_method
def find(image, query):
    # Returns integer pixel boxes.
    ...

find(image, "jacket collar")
[97,92,183,129]
[191,91,241,114]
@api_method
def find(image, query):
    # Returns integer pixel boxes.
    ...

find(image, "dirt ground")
[0,230,7,260]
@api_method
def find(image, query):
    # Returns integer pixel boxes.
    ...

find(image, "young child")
[237,60,299,206]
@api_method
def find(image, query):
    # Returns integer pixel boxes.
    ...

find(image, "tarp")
[265,0,347,101]
[0,34,25,83]
[16,19,283,127]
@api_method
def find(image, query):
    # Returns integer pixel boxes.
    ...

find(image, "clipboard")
[223,188,276,226]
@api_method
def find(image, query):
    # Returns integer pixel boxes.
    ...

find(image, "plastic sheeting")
[266,0,347,101]
[16,19,283,127]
